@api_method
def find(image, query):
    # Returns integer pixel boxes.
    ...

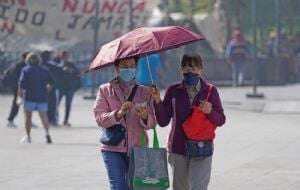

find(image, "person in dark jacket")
[5,52,29,128]
[151,54,226,190]
[19,53,53,144]
[58,51,81,126]
[41,51,64,126]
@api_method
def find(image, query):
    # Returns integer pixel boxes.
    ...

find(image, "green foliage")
[223,0,300,51]
[225,0,300,34]
[158,0,300,54]
[159,0,216,14]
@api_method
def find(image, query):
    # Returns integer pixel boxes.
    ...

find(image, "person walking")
[19,53,53,144]
[58,51,81,126]
[41,51,64,126]
[225,30,250,86]
[4,52,29,128]
[93,57,157,190]
[151,54,226,190]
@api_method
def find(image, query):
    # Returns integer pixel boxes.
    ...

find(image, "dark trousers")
[47,88,59,125]
[7,90,20,122]
[102,151,129,190]
[59,90,74,124]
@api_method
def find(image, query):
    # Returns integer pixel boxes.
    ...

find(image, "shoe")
[20,136,31,144]
[7,121,17,128]
[63,122,71,127]
[46,134,52,144]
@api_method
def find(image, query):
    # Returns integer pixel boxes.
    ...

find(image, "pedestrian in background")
[41,51,63,126]
[267,31,277,58]
[19,53,53,144]
[225,29,250,87]
[4,52,29,128]
[58,51,81,126]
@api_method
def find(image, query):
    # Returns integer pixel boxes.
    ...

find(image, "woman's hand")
[200,101,212,114]
[116,101,133,120]
[135,105,148,120]
[149,86,161,103]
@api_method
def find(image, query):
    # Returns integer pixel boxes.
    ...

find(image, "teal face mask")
[119,68,136,82]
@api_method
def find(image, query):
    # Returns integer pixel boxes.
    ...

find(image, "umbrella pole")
[146,54,154,85]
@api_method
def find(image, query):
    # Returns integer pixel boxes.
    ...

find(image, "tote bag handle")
[140,127,160,149]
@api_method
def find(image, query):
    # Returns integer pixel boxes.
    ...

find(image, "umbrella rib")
[160,30,170,49]
[114,40,122,62]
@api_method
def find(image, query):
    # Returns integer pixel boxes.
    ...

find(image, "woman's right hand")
[150,86,161,103]
[116,101,133,120]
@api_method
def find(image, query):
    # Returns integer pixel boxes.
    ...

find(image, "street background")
[1,85,300,190]
[1,0,300,189]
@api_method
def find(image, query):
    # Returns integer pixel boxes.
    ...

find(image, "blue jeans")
[102,151,129,190]
[231,61,246,86]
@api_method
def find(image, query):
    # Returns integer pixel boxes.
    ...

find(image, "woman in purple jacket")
[93,57,157,190]
[151,54,226,190]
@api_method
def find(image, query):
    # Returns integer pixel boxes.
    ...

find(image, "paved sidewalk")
[220,84,300,113]
[1,87,300,190]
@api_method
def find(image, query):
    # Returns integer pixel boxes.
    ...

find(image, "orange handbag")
[182,85,217,141]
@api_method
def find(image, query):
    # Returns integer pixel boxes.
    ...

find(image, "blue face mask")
[118,68,136,82]
[183,72,200,86]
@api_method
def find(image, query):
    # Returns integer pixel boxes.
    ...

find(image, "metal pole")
[84,0,99,99]
[92,0,100,96]
[252,0,257,94]
[190,0,195,16]
[275,0,281,56]
[129,0,134,30]
[246,0,264,98]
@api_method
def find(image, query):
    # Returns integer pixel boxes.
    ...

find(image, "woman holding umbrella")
[151,54,226,190]
[90,26,212,189]
[93,57,157,190]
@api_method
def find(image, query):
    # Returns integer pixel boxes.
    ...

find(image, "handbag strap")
[127,84,138,101]
[140,127,160,149]
[195,84,213,107]
[205,84,213,101]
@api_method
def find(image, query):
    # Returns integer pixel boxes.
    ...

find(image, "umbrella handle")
[146,54,154,85]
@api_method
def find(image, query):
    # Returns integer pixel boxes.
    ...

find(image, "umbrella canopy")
[89,26,204,71]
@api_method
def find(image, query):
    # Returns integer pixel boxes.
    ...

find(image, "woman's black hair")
[22,52,30,60]
[115,56,139,66]
[181,54,203,68]
[40,51,51,63]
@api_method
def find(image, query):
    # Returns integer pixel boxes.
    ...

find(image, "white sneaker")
[7,121,17,128]
[20,136,31,144]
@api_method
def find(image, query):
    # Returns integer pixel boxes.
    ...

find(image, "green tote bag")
[128,127,169,190]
